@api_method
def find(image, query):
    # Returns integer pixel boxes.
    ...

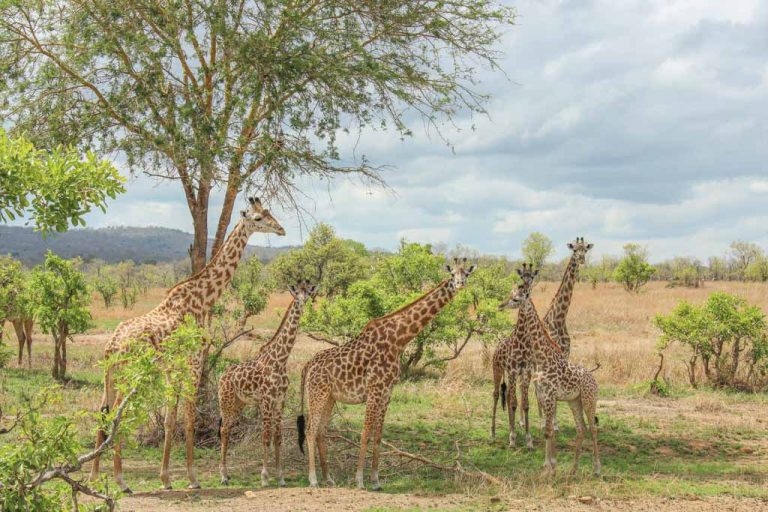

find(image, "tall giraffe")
[218,280,317,487]
[491,264,536,448]
[88,197,285,493]
[297,259,476,490]
[499,269,601,476]
[526,236,593,431]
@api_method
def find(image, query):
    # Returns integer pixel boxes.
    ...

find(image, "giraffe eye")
[253,216,262,221]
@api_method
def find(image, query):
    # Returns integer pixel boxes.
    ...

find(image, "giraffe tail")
[296,363,309,455]
[588,362,602,372]
[500,380,507,411]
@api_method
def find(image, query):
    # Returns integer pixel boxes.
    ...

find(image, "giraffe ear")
[287,284,297,296]
[444,264,453,273]
[467,264,477,274]
[516,268,523,277]
[240,210,247,218]
[308,285,319,296]
[533,269,540,277]
[587,243,594,250]
[567,243,575,250]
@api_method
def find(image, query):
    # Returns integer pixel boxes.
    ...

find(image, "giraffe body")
[297,260,475,490]
[500,270,601,476]
[218,281,316,487]
[88,197,285,493]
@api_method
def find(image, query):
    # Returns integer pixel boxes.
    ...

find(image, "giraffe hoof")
[160,484,172,491]
[221,477,230,486]
[121,487,133,495]
[325,478,335,487]
[188,483,201,490]
[309,482,319,488]
[278,479,286,487]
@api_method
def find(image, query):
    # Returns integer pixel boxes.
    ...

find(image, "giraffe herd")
[85,199,601,492]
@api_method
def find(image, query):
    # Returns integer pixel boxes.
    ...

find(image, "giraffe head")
[567,236,594,265]
[444,257,476,290]
[287,280,318,306]
[498,264,538,310]
[239,197,286,236]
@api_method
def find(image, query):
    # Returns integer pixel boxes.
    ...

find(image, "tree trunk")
[52,336,61,380]
[210,178,240,258]
[189,204,209,275]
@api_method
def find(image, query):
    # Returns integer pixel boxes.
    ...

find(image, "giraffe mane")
[363,279,451,330]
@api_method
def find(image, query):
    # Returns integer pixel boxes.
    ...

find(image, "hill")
[0,226,294,265]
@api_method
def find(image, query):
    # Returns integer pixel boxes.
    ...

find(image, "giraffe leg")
[317,397,335,486]
[520,368,533,450]
[218,386,243,485]
[567,399,586,477]
[259,400,277,487]
[506,370,517,448]
[184,394,201,489]
[159,394,180,490]
[13,320,24,367]
[491,363,502,439]
[538,392,557,475]
[274,416,286,487]
[111,391,131,493]
[89,368,115,482]
[306,391,331,488]
[370,393,392,492]
[585,395,601,476]
[357,391,387,489]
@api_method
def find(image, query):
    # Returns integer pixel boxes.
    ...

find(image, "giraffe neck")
[519,299,563,365]
[160,221,250,315]
[259,299,303,364]
[544,254,579,329]
[387,280,457,351]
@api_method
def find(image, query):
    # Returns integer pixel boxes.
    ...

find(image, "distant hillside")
[0,226,294,265]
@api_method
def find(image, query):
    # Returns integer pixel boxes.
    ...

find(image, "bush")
[655,292,768,390]
[614,243,656,292]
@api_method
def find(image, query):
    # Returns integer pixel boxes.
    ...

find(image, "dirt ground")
[121,488,767,512]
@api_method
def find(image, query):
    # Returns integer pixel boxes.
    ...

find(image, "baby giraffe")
[499,267,601,476]
[218,280,317,487]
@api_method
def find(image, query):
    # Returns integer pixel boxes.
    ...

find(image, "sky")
[45,0,768,262]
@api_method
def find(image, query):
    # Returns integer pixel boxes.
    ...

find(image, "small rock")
[740,446,754,454]
[490,496,502,503]
[244,490,258,499]
[578,496,594,505]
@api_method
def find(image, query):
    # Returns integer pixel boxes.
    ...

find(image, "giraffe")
[296,258,476,490]
[12,316,34,369]
[88,197,285,493]
[218,280,317,487]
[491,264,537,448]
[499,267,601,476]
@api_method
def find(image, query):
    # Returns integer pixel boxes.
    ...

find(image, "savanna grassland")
[1,282,767,511]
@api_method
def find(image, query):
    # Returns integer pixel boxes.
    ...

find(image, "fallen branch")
[306,332,342,346]
[327,429,501,486]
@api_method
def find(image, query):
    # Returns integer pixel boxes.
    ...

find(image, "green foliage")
[0,256,33,321]
[521,232,554,271]
[729,240,763,280]
[655,292,768,390]
[614,243,656,292]
[0,320,202,511]
[92,274,119,309]
[744,255,768,282]
[29,252,92,380]
[270,224,369,297]
[303,241,515,374]
[230,257,273,327]
[0,129,125,233]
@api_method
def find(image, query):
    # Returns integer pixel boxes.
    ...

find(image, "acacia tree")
[0,1,515,272]
[29,253,92,380]
[614,243,656,293]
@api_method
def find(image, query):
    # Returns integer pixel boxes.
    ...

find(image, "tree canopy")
[0,130,125,233]
[0,0,515,271]
[521,232,554,271]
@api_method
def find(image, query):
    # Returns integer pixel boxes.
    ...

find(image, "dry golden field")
[2,281,767,511]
